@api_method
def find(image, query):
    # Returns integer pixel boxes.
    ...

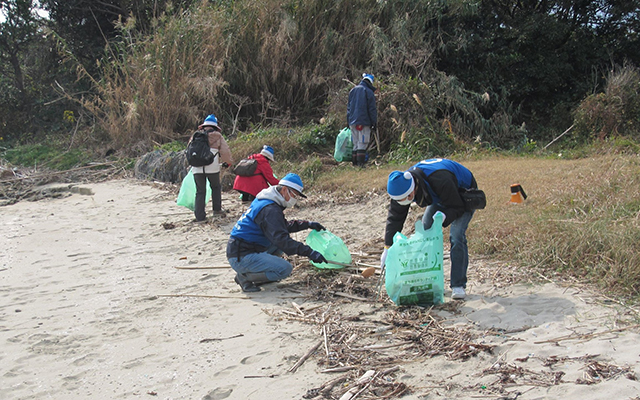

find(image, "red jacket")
[232,153,279,196]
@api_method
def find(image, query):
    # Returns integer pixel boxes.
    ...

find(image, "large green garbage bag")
[333,127,353,162]
[176,169,211,211]
[305,229,352,269]
[385,212,445,306]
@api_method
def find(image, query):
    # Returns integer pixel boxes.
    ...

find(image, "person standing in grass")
[381,158,479,300]
[190,114,233,222]
[226,173,328,292]
[347,73,377,167]
[233,145,280,203]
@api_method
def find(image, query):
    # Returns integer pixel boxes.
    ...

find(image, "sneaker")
[451,287,466,300]
[192,218,207,224]
[213,209,227,217]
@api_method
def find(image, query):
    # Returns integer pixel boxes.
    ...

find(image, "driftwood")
[200,334,244,343]
[533,324,639,345]
[289,341,323,373]
[174,265,231,270]
[157,293,249,300]
[0,162,118,184]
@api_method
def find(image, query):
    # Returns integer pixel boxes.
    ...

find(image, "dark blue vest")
[229,198,274,247]
[411,158,474,204]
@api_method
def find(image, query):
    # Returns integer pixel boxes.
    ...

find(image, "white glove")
[380,247,389,269]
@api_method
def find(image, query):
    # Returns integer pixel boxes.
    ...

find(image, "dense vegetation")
[1,0,639,158]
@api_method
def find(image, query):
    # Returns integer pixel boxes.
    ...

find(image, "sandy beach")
[2,178,640,400]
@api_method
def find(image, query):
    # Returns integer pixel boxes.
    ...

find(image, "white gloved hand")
[380,247,389,269]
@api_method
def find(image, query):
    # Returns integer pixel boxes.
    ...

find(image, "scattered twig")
[0,162,117,184]
[200,334,244,343]
[157,294,248,300]
[543,124,574,150]
[338,370,376,400]
[291,301,306,316]
[350,342,412,351]
[534,324,639,344]
[331,291,370,302]
[174,265,231,270]
[289,341,322,373]
[321,366,357,373]
[323,325,330,358]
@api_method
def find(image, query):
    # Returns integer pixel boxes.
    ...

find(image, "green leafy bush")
[3,144,88,170]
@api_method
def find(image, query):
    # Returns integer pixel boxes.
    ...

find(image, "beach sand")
[2,178,639,399]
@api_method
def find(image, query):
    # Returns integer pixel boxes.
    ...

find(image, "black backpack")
[232,158,258,176]
[186,130,215,167]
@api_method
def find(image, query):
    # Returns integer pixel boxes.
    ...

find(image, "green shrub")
[155,141,186,153]
[3,144,88,170]
[573,64,640,141]
[296,124,335,154]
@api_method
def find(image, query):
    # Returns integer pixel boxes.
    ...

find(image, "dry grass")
[312,154,640,299]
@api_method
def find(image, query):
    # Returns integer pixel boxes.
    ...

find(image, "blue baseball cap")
[387,170,415,200]
[279,173,307,198]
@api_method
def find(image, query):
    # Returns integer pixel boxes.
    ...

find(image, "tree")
[432,0,640,138]
[0,0,40,106]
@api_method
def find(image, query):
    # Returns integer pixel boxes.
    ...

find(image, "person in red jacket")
[233,145,279,203]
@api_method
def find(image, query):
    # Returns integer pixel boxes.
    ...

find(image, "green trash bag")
[385,212,445,306]
[305,229,352,269]
[334,127,353,162]
[176,169,211,211]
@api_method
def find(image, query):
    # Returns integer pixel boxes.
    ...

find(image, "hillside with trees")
[1,0,639,158]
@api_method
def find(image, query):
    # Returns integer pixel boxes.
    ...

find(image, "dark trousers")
[193,172,222,221]
[239,191,256,202]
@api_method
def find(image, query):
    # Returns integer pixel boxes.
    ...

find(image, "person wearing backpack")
[189,114,233,222]
[347,73,377,167]
[232,145,279,203]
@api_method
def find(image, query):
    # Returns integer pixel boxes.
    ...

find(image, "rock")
[134,150,236,191]
[134,150,189,183]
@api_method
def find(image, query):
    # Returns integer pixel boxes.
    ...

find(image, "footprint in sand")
[212,365,236,377]
[240,350,270,365]
[202,386,235,400]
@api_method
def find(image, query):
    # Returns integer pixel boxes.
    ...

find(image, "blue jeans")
[228,245,293,282]
[422,205,474,289]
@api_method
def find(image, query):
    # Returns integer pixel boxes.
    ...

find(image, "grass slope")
[308,154,640,301]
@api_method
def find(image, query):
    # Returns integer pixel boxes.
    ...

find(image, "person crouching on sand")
[226,173,328,292]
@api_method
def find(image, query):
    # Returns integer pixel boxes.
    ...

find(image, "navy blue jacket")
[226,187,315,260]
[347,80,377,127]
[384,159,477,246]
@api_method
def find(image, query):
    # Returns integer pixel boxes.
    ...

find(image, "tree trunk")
[8,50,27,107]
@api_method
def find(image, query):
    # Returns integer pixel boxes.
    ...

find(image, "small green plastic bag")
[333,127,353,162]
[176,169,211,211]
[305,229,352,269]
[385,212,445,306]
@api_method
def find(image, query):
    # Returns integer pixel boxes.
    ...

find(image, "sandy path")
[1,179,639,399]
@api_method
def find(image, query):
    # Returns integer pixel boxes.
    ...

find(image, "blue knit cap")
[260,145,275,161]
[387,170,415,200]
[362,73,375,84]
[279,173,307,198]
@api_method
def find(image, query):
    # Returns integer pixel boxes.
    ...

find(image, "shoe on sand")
[451,287,466,300]
[234,274,260,292]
